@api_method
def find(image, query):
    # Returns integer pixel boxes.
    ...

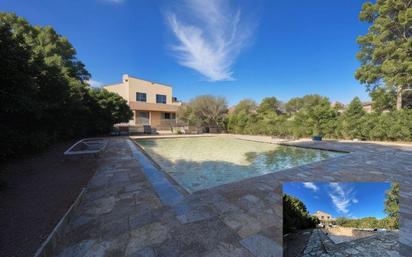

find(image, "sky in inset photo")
[283,182,391,219]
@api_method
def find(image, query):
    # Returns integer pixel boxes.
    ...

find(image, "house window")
[321,216,324,219]
[156,94,167,104]
[136,92,147,102]
[161,112,176,120]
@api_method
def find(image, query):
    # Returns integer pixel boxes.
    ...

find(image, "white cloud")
[165,0,256,81]
[352,198,359,203]
[328,183,356,214]
[303,182,319,192]
[87,79,103,87]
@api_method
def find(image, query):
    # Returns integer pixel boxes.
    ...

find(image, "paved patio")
[46,136,412,257]
[302,229,399,257]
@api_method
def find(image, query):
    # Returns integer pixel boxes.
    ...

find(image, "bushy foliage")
[339,97,366,139]
[177,95,228,131]
[335,216,394,230]
[365,111,412,141]
[370,88,396,112]
[284,97,304,114]
[228,95,340,138]
[227,99,257,134]
[292,96,338,138]
[283,194,319,234]
[0,13,132,160]
[227,94,412,141]
[384,183,400,230]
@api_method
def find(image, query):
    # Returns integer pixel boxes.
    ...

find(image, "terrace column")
[133,110,137,125]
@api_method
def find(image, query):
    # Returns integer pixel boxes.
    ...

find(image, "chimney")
[122,74,129,83]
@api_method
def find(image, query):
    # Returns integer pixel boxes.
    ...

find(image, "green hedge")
[283,194,318,234]
[227,96,412,142]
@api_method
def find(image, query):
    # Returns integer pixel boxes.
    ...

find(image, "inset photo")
[283,182,399,257]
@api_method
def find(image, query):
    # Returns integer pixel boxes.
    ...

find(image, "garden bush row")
[227,96,412,142]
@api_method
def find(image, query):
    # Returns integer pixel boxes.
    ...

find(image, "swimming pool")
[136,136,345,193]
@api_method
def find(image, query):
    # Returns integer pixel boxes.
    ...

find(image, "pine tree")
[341,97,366,139]
[355,0,412,110]
[384,183,400,229]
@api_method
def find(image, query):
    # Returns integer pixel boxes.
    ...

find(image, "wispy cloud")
[165,0,256,81]
[87,79,103,87]
[303,182,319,192]
[328,183,356,214]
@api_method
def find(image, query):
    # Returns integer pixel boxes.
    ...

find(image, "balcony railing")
[129,101,181,112]
[136,117,150,126]
[158,119,178,127]
[133,118,178,127]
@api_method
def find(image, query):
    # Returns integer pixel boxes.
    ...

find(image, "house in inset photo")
[313,210,335,227]
[283,182,399,257]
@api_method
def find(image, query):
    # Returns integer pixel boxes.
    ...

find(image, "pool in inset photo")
[136,136,345,193]
[322,227,376,244]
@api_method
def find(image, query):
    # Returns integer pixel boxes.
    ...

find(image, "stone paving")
[301,229,399,257]
[45,136,412,257]
[302,229,326,256]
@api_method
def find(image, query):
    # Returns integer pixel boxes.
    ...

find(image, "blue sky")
[283,182,391,219]
[0,0,371,106]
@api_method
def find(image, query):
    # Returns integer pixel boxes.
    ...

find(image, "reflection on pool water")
[136,136,345,193]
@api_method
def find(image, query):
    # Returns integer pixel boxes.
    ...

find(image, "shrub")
[227,95,411,142]
[283,194,318,234]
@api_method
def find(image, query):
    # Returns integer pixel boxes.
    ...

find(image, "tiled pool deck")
[302,229,399,257]
[303,229,399,256]
[47,136,412,257]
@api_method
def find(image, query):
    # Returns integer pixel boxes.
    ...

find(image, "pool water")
[136,136,344,193]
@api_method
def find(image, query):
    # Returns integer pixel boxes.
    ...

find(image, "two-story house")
[313,210,333,221]
[103,74,181,130]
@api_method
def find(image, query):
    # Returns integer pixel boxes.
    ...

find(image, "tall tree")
[301,95,325,108]
[355,0,412,110]
[0,22,44,157]
[341,97,366,139]
[257,97,283,115]
[283,194,318,234]
[227,99,257,133]
[0,12,132,160]
[384,183,400,229]
[88,88,133,133]
[232,99,257,114]
[177,95,228,131]
[285,97,304,114]
[293,96,338,137]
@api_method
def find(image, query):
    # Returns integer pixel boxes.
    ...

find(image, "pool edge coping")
[131,139,191,196]
[132,136,351,195]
